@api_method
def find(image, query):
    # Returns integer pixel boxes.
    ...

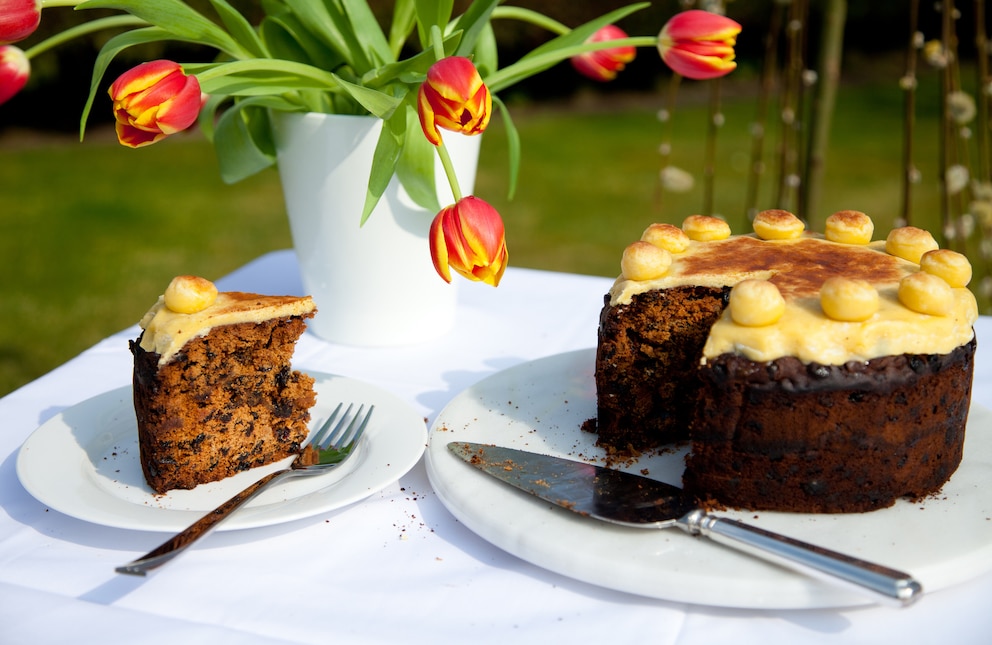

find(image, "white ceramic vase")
[272,112,481,346]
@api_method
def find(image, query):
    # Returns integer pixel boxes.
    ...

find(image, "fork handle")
[116,468,294,576]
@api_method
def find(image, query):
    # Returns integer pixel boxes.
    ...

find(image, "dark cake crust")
[684,337,976,513]
[595,285,976,513]
[131,316,315,493]
[594,286,729,454]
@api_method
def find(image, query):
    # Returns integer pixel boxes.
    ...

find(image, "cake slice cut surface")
[130,276,317,493]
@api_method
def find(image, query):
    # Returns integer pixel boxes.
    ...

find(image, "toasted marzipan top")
[609,233,978,365]
[139,291,316,366]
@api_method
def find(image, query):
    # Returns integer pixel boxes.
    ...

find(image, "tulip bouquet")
[1,1,741,287]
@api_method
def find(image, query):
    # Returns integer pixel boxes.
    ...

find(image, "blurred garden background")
[2,0,990,395]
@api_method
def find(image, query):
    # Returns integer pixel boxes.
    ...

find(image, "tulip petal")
[428,196,507,287]
[0,0,41,45]
[417,57,491,144]
[109,60,201,147]
[417,84,442,146]
[571,25,637,83]
[660,9,741,43]
[662,48,737,80]
[0,45,30,105]
[115,121,167,148]
[657,10,742,81]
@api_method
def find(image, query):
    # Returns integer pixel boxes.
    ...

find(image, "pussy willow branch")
[774,0,808,212]
[745,0,785,222]
[702,78,721,216]
[803,0,846,227]
[901,0,920,227]
[972,0,991,310]
[975,0,991,183]
[654,73,682,214]
[939,0,969,253]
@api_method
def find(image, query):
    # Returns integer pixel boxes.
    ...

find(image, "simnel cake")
[594,210,978,513]
[131,275,317,493]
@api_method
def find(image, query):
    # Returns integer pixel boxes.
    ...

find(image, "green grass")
[0,80,984,396]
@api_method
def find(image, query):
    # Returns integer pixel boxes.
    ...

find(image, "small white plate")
[17,372,427,532]
[425,348,992,609]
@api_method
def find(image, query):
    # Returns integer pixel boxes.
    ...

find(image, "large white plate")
[17,372,427,532]
[425,348,992,609]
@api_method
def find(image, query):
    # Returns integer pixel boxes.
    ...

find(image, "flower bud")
[430,196,508,287]
[0,44,29,106]
[657,10,742,81]
[571,25,636,82]
[417,57,491,146]
[109,60,201,148]
[0,0,41,45]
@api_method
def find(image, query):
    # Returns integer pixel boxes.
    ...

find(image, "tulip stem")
[436,140,463,203]
[491,6,569,36]
[24,15,147,60]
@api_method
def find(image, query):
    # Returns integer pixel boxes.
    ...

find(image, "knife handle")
[678,509,922,607]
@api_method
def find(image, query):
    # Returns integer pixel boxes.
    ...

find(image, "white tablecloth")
[2,250,990,644]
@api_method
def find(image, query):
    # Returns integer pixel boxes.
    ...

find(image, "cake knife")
[447,441,922,607]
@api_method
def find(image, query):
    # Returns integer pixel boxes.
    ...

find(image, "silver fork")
[116,403,374,576]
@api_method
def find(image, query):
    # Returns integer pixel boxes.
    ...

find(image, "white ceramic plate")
[425,348,992,609]
[17,372,427,532]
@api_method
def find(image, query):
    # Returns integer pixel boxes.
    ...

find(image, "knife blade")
[447,441,922,607]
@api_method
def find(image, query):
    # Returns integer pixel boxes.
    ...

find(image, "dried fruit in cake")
[130,276,317,493]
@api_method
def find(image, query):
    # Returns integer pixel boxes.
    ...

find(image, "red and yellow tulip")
[571,25,637,82]
[108,60,201,148]
[417,56,491,146]
[0,45,29,106]
[0,0,41,45]
[657,10,741,81]
[430,196,508,287]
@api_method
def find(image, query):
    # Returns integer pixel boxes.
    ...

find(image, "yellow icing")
[609,231,978,365]
[139,291,315,366]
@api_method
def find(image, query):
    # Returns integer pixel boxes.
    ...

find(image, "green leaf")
[339,0,394,67]
[361,112,404,225]
[388,0,418,58]
[186,59,402,117]
[77,0,250,59]
[470,21,498,78]
[259,12,344,71]
[206,0,268,58]
[396,103,442,213]
[448,0,499,58]
[279,0,390,74]
[213,96,300,183]
[360,31,461,90]
[493,96,520,200]
[414,0,453,50]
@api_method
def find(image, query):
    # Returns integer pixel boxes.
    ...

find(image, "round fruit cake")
[594,210,978,513]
